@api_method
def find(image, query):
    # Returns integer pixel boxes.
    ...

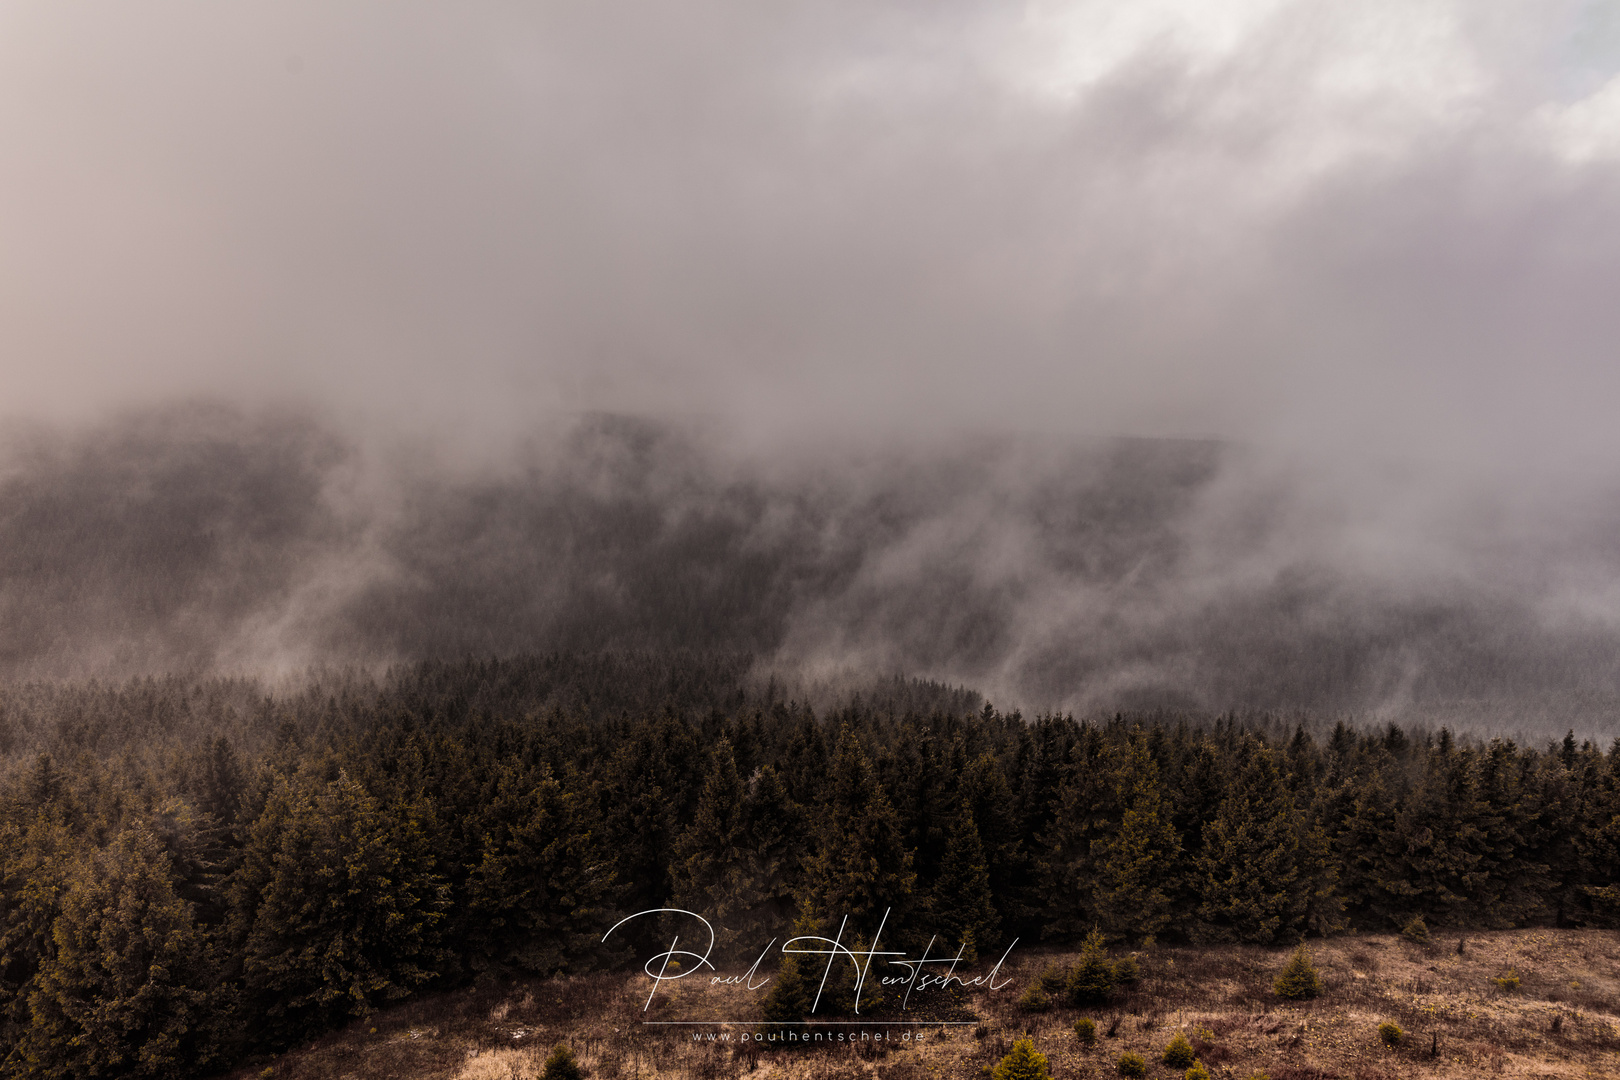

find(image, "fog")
[0,405,1615,740]
[2,3,1620,735]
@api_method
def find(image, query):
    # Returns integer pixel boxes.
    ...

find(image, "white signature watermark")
[602,908,1018,1014]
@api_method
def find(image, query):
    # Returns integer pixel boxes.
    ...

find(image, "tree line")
[0,653,1617,1077]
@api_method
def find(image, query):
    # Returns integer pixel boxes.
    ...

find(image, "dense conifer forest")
[1,652,1617,1078]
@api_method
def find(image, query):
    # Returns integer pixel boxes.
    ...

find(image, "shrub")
[1018,983,1052,1013]
[1493,967,1521,992]
[1067,928,1116,1006]
[1401,916,1429,943]
[1162,1031,1196,1068]
[542,1044,583,1080]
[991,1037,1051,1080]
[1273,945,1324,1000]
[1377,1020,1402,1047]
[1112,955,1140,985]
[1185,1063,1212,1080]
[1116,1051,1147,1077]
[1039,962,1069,993]
[1074,1017,1097,1045]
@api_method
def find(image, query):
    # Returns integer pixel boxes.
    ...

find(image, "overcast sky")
[3,1,1620,472]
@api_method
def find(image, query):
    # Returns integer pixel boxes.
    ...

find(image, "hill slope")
[218,930,1620,1080]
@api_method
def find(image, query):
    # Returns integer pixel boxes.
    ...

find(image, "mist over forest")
[5,4,1620,741]
[8,6,1620,1076]
[3,402,1617,740]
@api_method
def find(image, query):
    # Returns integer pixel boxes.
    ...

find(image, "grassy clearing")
[215,929,1620,1080]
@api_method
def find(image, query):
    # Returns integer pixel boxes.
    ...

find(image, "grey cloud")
[2,407,1617,744]
[2,1,1616,462]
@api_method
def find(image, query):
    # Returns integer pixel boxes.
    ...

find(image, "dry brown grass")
[213,929,1620,1080]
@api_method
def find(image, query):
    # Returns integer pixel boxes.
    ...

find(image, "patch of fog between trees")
[1,402,1618,741]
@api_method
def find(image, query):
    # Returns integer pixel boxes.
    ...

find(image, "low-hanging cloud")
[2,406,1618,743]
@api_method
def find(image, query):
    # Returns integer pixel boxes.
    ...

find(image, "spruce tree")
[670,739,775,963]
[1336,772,1414,927]
[1035,731,1110,939]
[1475,739,1556,925]
[799,725,915,934]
[1161,1031,1195,1067]
[541,1043,584,1080]
[1090,740,1180,943]
[21,824,216,1078]
[961,752,1030,934]
[929,804,999,958]
[194,736,246,825]
[1065,927,1115,1006]
[597,716,702,955]
[0,817,77,1068]
[888,727,958,929]
[818,933,885,1014]
[742,764,802,936]
[1194,744,1338,943]
[992,1036,1052,1080]
[759,950,811,1033]
[1577,742,1620,924]
[465,763,611,975]
[231,771,449,1049]
[1272,945,1323,999]
[150,798,238,930]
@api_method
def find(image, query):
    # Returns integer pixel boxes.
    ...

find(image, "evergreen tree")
[799,725,916,935]
[23,754,66,813]
[596,716,702,955]
[887,726,958,926]
[1577,743,1620,924]
[758,950,811,1033]
[230,771,449,1050]
[992,1036,1052,1080]
[741,764,802,936]
[961,752,1030,935]
[816,932,885,1014]
[1163,734,1225,932]
[465,763,612,975]
[1272,945,1323,999]
[1036,729,1110,939]
[20,824,216,1079]
[1090,739,1180,943]
[670,739,781,963]
[929,804,999,957]
[1162,1031,1195,1067]
[1065,927,1115,1006]
[541,1043,583,1080]
[0,818,78,1067]
[1194,744,1337,943]
[192,737,246,825]
[1478,740,1557,925]
[149,798,238,930]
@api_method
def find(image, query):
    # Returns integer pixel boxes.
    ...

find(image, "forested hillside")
[7,406,1620,732]
[2,654,1617,1077]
